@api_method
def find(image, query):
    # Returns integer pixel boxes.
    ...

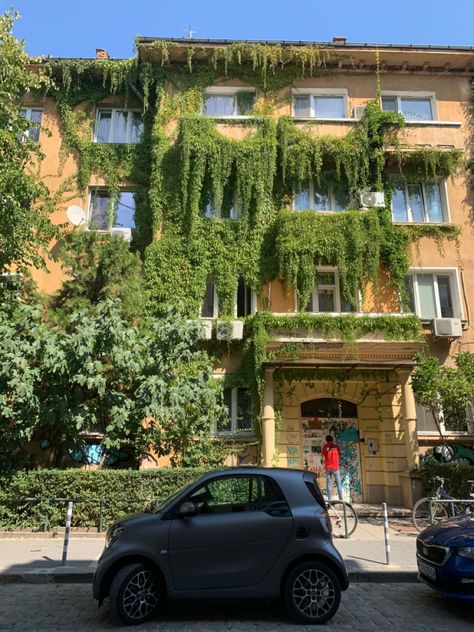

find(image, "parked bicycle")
[326,499,358,538]
[412,476,474,533]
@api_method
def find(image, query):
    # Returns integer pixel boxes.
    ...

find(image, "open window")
[305,268,356,313]
[404,270,462,320]
[88,190,136,231]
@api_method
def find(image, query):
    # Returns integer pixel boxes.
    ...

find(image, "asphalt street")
[0,583,472,631]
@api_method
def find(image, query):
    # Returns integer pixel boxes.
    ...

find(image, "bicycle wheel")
[326,501,358,538]
[412,498,449,533]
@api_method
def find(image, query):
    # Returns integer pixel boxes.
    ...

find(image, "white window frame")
[213,382,254,436]
[203,87,256,118]
[293,180,350,212]
[87,189,136,231]
[20,107,43,141]
[380,91,437,121]
[292,88,349,120]
[405,268,463,320]
[303,266,357,313]
[200,281,219,319]
[94,108,143,144]
[391,179,450,224]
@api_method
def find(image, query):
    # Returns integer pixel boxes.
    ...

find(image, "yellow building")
[23,38,474,505]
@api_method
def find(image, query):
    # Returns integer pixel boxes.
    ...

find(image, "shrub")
[0,468,209,531]
[416,460,474,499]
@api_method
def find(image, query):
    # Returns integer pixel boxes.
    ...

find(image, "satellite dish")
[66,205,86,226]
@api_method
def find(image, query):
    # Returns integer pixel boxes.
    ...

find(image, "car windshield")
[154,480,197,512]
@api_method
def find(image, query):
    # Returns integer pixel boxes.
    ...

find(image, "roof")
[137,36,474,53]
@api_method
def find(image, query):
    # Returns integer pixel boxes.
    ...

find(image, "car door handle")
[264,501,291,517]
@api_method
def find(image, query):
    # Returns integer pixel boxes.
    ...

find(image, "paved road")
[0,583,472,631]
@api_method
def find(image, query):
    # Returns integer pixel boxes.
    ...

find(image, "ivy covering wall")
[38,42,466,441]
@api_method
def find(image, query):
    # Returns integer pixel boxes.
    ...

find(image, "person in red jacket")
[322,435,343,501]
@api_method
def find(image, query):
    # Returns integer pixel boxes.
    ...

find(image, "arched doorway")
[301,398,363,502]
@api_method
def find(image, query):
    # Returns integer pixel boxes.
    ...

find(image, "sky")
[7,0,474,59]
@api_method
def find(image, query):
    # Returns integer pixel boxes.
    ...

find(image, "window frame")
[293,180,350,212]
[213,382,254,436]
[404,268,463,320]
[203,87,257,118]
[200,281,219,319]
[87,188,136,232]
[391,179,450,224]
[304,266,357,313]
[19,107,43,142]
[292,88,349,120]
[380,91,437,122]
[94,108,143,144]
[415,403,473,436]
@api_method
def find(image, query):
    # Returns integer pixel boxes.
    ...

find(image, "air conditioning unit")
[216,320,244,341]
[360,191,385,208]
[110,227,132,242]
[432,318,462,338]
[352,105,366,120]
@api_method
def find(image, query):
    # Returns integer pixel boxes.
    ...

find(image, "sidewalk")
[0,515,419,584]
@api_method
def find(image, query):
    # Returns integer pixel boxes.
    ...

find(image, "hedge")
[416,460,474,500]
[0,468,209,531]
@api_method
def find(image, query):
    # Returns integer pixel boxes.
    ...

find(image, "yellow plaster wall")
[274,376,413,505]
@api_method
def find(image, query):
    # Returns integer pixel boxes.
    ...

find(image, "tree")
[412,352,474,436]
[51,231,146,322]
[0,300,228,470]
[0,10,56,274]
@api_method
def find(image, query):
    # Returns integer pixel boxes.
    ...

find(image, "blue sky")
[7,0,474,59]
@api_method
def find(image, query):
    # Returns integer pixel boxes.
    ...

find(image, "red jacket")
[322,442,341,470]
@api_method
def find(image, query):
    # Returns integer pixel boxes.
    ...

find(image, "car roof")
[197,467,307,481]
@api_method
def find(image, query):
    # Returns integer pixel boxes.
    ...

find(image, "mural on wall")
[431,443,474,465]
[302,415,362,502]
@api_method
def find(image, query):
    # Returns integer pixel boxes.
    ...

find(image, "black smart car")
[93,467,348,625]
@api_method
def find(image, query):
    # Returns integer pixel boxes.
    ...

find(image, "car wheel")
[284,561,341,624]
[109,562,162,625]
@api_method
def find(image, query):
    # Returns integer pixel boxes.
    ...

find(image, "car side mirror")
[178,501,197,517]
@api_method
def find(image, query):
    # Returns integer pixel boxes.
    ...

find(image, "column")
[399,371,419,469]
[262,369,275,467]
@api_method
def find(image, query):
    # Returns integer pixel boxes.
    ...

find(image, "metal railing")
[0,497,161,532]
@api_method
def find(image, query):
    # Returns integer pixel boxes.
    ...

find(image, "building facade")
[23,38,474,505]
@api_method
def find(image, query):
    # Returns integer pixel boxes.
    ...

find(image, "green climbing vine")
[31,43,466,445]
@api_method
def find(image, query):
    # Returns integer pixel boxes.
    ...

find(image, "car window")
[188,476,259,514]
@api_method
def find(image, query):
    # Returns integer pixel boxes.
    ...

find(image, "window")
[294,181,350,212]
[391,181,447,223]
[236,278,254,317]
[292,92,346,119]
[404,271,461,320]
[20,108,43,142]
[201,281,218,318]
[305,268,355,313]
[381,95,434,121]
[95,109,143,143]
[416,403,472,435]
[203,90,255,117]
[204,199,238,220]
[186,475,286,515]
[88,190,136,230]
[217,387,252,434]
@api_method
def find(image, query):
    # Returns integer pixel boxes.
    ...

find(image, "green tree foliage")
[0,300,227,470]
[412,352,474,435]
[51,232,146,321]
[0,10,55,273]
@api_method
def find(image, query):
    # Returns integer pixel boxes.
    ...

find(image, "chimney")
[332,37,347,45]
[96,48,110,60]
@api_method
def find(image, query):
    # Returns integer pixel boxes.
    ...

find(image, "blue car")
[417,515,474,601]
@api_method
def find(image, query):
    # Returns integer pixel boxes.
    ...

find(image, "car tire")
[109,562,163,625]
[284,561,341,624]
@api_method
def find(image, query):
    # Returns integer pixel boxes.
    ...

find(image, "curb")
[0,568,419,585]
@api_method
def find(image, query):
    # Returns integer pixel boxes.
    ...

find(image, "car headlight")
[106,524,124,548]
[455,547,474,560]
